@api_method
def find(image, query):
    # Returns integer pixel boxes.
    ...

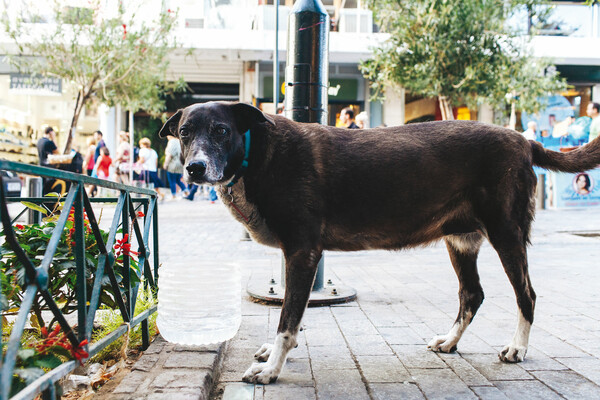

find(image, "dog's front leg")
[242,247,320,384]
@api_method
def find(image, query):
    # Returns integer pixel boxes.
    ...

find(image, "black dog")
[159,101,600,384]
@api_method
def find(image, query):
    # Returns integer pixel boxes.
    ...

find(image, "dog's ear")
[158,110,183,138]
[230,102,275,133]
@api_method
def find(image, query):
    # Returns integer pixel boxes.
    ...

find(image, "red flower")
[15,224,24,230]
[114,234,139,258]
[136,211,145,218]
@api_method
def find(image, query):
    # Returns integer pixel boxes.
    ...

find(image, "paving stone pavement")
[105,197,600,399]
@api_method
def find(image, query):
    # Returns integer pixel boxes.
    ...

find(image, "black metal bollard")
[247,0,355,305]
[284,0,329,292]
[284,0,329,125]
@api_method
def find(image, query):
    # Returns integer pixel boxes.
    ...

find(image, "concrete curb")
[105,335,228,399]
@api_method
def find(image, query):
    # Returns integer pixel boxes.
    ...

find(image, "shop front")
[257,62,373,127]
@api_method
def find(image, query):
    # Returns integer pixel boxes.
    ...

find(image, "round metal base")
[247,277,356,306]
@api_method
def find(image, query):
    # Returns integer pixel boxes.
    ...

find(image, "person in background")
[355,111,369,129]
[37,126,59,167]
[93,130,106,162]
[95,147,112,180]
[37,126,60,195]
[523,121,537,140]
[83,137,96,176]
[163,134,188,200]
[137,137,165,200]
[587,102,600,142]
[340,107,359,129]
[113,131,131,185]
[185,184,218,203]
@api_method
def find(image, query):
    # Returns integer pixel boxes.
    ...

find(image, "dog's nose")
[186,161,207,177]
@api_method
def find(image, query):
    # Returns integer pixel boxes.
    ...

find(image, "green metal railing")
[0,160,159,400]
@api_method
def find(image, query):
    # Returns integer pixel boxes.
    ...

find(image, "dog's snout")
[186,161,207,177]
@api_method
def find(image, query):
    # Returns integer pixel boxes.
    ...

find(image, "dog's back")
[258,118,533,251]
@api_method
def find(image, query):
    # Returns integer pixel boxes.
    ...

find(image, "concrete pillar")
[383,86,405,126]
[478,103,494,124]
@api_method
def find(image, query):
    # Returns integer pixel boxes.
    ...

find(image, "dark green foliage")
[361,0,566,115]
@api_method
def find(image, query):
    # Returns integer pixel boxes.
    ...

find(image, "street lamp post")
[247,0,356,305]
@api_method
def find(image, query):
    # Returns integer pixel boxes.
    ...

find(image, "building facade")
[0,0,599,164]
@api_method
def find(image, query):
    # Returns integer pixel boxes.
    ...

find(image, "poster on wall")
[550,169,600,208]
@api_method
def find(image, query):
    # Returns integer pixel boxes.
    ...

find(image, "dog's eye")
[179,129,189,138]
[215,126,228,135]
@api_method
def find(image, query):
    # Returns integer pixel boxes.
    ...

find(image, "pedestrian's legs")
[186,184,198,200]
[149,171,164,200]
[174,173,187,192]
[167,172,177,196]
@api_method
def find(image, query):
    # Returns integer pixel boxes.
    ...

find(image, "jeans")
[143,171,164,188]
[187,185,217,201]
[167,172,187,195]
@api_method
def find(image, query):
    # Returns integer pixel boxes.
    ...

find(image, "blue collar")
[226,130,251,187]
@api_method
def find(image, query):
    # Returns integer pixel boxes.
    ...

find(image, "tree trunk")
[438,96,454,121]
[63,92,85,154]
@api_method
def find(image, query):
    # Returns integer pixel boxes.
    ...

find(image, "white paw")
[427,335,458,353]
[499,344,527,363]
[242,362,279,384]
[254,343,273,362]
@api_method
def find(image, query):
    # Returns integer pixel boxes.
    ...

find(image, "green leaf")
[33,354,62,369]
[48,345,72,359]
[20,202,48,216]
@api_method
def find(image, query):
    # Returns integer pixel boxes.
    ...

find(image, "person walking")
[37,126,59,167]
[340,107,359,129]
[37,126,60,195]
[95,147,112,180]
[163,134,188,199]
[587,102,600,142]
[113,131,131,185]
[137,138,165,200]
[355,111,369,129]
[93,130,106,162]
[83,137,96,176]
[523,121,537,140]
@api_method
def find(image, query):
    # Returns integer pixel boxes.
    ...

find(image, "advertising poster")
[550,168,600,208]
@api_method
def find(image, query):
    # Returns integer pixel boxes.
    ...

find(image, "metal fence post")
[27,177,43,224]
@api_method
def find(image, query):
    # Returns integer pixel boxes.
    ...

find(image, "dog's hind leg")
[242,247,321,384]
[428,232,484,353]
[492,236,536,363]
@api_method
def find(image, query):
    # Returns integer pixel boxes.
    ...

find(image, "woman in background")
[137,138,165,200]
[163,134,188,199]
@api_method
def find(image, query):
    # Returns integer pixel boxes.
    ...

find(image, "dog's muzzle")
[186,161,207,180]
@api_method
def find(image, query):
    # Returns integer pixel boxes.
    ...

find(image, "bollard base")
[247,276,356,306]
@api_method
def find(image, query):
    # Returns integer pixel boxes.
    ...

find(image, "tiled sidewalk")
[103,199,600,399]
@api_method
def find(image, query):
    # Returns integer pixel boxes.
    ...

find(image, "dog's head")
[158,102,274,186]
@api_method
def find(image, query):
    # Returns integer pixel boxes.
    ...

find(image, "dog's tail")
[531,138,600,173]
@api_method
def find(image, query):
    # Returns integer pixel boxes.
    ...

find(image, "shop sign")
[262,77,359,102]
[549,168,600,208]
[9,73,62,96]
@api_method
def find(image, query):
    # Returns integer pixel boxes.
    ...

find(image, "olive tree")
[361,0,566,121]
[4,0,185,152]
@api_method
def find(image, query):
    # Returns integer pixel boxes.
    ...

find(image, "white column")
[99,104,117,155]
[478,103,494,124]
[383,86,405,126]
[592,84,600,102]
